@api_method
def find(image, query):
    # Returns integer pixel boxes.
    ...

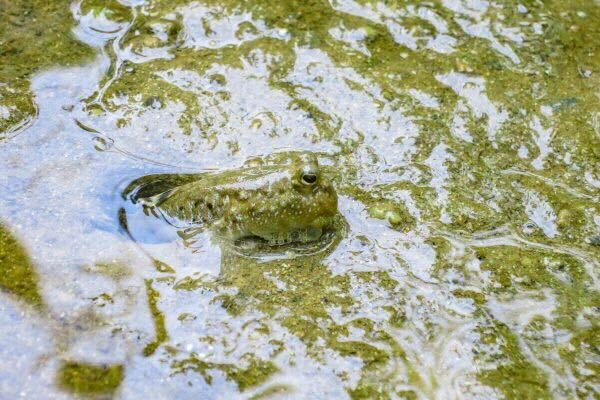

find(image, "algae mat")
[0,0,598,399]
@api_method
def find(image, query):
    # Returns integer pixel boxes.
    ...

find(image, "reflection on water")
[0,0,599,399]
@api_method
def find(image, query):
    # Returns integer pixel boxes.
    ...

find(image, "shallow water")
[0,0,599,399]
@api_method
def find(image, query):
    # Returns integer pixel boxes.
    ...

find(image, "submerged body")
[125,154,338,245]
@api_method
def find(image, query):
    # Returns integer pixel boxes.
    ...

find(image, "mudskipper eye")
[301,173,317,185]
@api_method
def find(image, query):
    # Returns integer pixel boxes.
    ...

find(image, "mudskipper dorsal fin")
[123,173,203,203]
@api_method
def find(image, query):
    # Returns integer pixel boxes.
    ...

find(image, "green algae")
[171,246,426,397]
[143,279,169,356]
[368,202,415,230]
[476,246,596,324]
[173,353,278,391]
[0,0,94,136]
[153,259,176,274]
[465,244,599,398]
[1,0,600,398]
[217,251,352,322]
[80,0,132,23]
[58,361,124,396]
[0,224,42,307]
[478,322,552,400]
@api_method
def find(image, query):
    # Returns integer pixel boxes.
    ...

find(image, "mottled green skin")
[134,154,338,244]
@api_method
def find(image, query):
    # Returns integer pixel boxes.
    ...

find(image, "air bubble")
[92,136,114,152]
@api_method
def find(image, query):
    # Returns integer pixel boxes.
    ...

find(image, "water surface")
[0,0,599,398]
